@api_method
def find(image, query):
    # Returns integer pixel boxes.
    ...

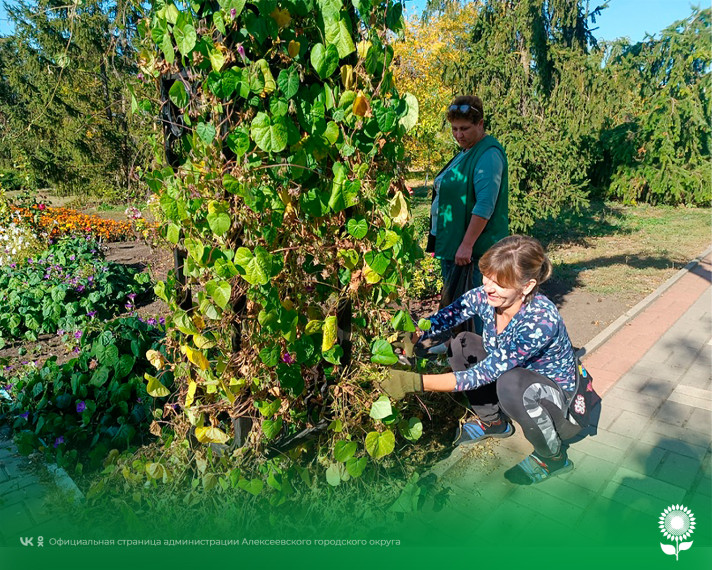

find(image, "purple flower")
[28,259,33,264]
[281,352,295,364]
[230,7,236,17]
[87,311,97,318]
[19,411,29,420]
[159,317,166,325]
[76,285,85,293]
[73,347,81,354]
[137,72,144,81]
[125,303,133,310]
[128,293,137,300]
[10,263,16,269]
[76,401,86,413]
[74,330,83,340]
[147,318,157,326]
[237,44,246,62]
[69,255,75,261]
[53,436,64,448]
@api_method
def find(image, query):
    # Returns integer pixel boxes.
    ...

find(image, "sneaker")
[453,418,514,446]
[504,452,574,485]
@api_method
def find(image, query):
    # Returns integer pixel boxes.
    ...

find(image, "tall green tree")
[0,0,150,196]
[596,8,711,205]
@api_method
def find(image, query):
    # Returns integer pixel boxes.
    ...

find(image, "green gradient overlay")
[2,472,710,570]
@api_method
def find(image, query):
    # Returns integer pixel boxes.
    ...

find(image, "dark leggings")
[448,332,580,457]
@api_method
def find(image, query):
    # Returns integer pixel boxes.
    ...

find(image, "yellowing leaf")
[146,349,165,370]
[192,315,206,331]
[195,426,230,444]
[353,92,369,117]
[145,374,170,398]
[182,345,210,371]
[288,40,300,58]
[322,315,338,352]
[146,463,165,480]
[389,191,410,228]
[305,319,323,335]
[363,264,381,284]
[357,40,371,59]
[270,7,291,28]
[193,334,215,349]
[341,65,355,90]
[185,380,197,407]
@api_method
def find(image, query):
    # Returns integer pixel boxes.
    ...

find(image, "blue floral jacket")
[423,287,577,393]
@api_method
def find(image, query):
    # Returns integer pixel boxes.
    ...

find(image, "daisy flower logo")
[659,504,695,560]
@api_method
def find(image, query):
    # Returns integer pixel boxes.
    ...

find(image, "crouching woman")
[382,235,583,485]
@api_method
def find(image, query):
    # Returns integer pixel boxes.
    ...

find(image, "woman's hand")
[455,241,473,265]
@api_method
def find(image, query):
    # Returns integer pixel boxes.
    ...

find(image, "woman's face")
[450,117,484,150]
[482,274,535,312]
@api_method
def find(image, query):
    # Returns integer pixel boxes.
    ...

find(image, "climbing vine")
[139,0,422,488]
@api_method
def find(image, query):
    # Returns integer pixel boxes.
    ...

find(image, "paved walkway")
[409,252,711,555]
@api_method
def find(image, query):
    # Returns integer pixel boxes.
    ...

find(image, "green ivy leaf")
[209,47,226,72]
[226,127,250,156]
[238,477,263,496]
[325,463,342,486]
[310,43,339,80]
[277,66,300,99]
[369,395,393,420]
[364,251,391,275]
[213,11,226,35]
[169,81,189,108]
[259,345,280,367]
[334,440,357,462]
[205,279,231,310]
[346,217,368,239]
[196,122,216,145]
[372,100,398,133]
[391,310,415,332]
[370,339,398,365]
[250,112,288,153]
[90,366,111,388]
[325,17,355,58]
[262,417,283,440]
[234,246,273,285]
[365,430,395,460]
[398,417,423,442]
[417,318,431,331]
[345,456,367,478]
[207,211,231,236]
[400,92,419,131]
[173,21,197,56]
[166,223,180,244]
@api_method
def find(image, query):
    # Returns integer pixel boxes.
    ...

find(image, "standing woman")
[382,236,583,485]
[427,95,509,325]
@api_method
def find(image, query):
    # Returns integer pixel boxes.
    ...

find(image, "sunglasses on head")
[448,104,480,115]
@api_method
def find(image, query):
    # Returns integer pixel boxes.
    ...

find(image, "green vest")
[434,134,509,260]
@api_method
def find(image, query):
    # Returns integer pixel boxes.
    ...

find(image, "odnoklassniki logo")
[659,504,695,560]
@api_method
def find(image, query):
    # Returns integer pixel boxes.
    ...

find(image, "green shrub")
[1,317,168,470]
[0,236,151,344]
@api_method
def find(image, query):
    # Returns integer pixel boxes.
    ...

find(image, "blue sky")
[0,0,701,42]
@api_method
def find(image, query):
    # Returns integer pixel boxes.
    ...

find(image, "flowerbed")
[0,235,151,344]
[12,205,135,242]
[0,317,168,470]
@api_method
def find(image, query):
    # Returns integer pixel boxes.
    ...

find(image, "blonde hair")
[478,235,552,303]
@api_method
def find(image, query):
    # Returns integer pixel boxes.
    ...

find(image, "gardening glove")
[380,370,423,401]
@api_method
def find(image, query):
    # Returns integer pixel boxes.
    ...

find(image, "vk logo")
[20,537,34,546]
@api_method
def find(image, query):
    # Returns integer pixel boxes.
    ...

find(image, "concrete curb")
[576,244,712,359]
[46,464,84,503]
